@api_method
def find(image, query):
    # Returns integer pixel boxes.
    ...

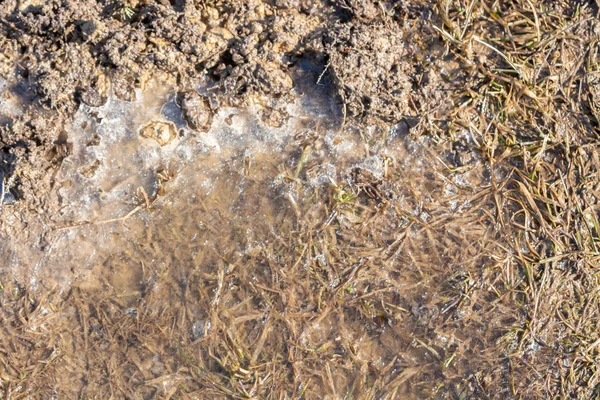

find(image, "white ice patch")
[0,79,23,120]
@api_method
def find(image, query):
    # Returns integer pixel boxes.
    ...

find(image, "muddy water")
[0,69,491,398]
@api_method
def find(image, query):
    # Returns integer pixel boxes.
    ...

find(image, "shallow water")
[1,66,440,292]
[0,69,493,398]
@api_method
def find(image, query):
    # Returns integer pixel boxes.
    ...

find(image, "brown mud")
[1,0,600,398]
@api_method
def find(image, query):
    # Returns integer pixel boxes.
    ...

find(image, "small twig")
[0,177,6,206]
[459,0,477,41]
[316,59,331,86]
[54,205,143,231]
[472,35,523,78]
[137,186,152,209]
[54,167,176,231]
[526,0,541,44]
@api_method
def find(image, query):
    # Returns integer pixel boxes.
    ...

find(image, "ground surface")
[2,0,600,398]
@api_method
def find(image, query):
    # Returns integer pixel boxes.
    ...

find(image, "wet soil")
[2,0,600,399]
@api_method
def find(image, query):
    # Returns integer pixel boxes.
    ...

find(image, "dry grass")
[430,1,600,397]
[2,0,600,399]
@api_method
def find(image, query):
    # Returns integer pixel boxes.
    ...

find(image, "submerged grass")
[2,0,600,398]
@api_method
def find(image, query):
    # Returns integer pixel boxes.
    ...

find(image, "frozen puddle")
[55,85,307,224]
[2,73,358,291]
[0,72,484,295]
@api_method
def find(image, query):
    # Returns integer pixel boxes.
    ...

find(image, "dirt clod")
[139,121,177,146]
[80,73,109,108]
[178,91,213,132]
[326,21,413,124]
